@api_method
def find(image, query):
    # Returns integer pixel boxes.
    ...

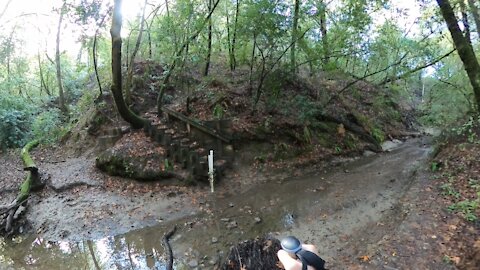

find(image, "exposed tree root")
[221,236,282,270]
[163,225,177,270]
[316,113,383,152]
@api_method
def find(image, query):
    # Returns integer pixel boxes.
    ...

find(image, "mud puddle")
[0,138,432,269]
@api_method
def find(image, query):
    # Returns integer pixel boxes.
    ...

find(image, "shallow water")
[0,138,432,269]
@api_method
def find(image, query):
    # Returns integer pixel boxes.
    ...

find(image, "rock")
[228,202,235,207]
[226,221,238,229]
[363,150,376,157]
[220,218,230,222]
[211,237,218,243]
[95,147,175,181]
[209,257,218,265]
[381,140,403,152]
[254,217,262,224]
[188,259,198,268]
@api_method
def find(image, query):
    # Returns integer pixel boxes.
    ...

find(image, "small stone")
[226,221,238,229]
[254,217,262,224]
[363,150,375,157]
[211,237,218,243]
[188,259,198,268]
[229,202,234,207]
[220,218,230,222]
[209,257,218,265]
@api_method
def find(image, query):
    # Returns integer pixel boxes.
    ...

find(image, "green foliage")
[334,145,342,153]
[448,199,479,222]
[272,142,303,161]
[31,108,65,144]
[0,95,34,149]
[450,115,480,143]
[164,158,172,171]
[213,104,225,119]
[291,95,319,125]
[303,126,312,144]
[468,178,480,190]
[440,183,460,199]
[431,161,439,172]
[371,127,385,143]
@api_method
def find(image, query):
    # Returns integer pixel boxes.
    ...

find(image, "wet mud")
[0,138,435,269]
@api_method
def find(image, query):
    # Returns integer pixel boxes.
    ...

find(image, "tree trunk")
[436,0,480,110]
[319,0,329,67]
[55,4,68,115]
[225,0,233,71]
[459,0,472,45]
[37,52,51,96]
[249,33,257,91]
[204,0,213,76]
[147,20,152,58]
[315,114,382,152]
[93,10,111,99]
[165,0,178,53]
[111,0,147,129]
[467,0,480,37]
[125,0,148,103]
[231,0,240,71]
[290,0,300,73]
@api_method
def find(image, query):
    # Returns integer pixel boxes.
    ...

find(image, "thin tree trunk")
[225,0,233,71]
[92,33,103,99]
[231,0,240,71]
[157,0,221,113]
[467,0,480,37]
[0,0,12,21]
[93,9,111,99]
[5,28,14,93]
[319,0,329,67]
[428,0,480,110]
[204,0,213,76]
[290,0,300,73]
[126,0,148,103]
[249,33,257,91]
[37,52,51,96]
[111,0,147,129]
[55,4,68,114]
[164,0,179,53]
[147,20,152,58]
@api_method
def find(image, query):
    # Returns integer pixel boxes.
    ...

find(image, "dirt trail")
[0,137,455,269]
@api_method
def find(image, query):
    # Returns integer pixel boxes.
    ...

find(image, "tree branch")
[157,0,221,113]
[380,49,456,85]
[324,52,410,106]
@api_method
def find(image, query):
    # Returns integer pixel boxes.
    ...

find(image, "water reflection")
[0,173,328,270]
[0,230,172,270]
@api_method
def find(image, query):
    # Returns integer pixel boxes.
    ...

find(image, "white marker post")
[208,150,214,193]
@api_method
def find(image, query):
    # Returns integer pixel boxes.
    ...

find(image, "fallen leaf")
[358,255,370,262]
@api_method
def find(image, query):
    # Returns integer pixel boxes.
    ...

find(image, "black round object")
[281,236,302,253]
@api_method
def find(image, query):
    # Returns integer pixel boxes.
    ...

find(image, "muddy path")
[0,137,444,269]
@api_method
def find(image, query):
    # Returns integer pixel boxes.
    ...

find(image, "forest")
[0,0,480,269]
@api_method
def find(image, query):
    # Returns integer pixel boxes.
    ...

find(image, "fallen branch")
[1,139,42,234]
[163,225,177,270]
[316,113,382,152]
